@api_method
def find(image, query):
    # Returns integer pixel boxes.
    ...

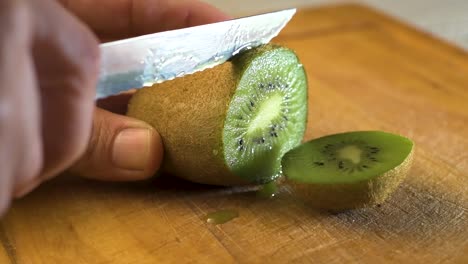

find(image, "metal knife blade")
[96,8,296,99]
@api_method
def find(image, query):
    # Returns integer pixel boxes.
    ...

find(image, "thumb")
[69,107,164,181]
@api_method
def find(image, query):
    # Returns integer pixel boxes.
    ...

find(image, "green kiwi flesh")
[127,44,308,186]
[281,131,414,210]
[224,45,308,184]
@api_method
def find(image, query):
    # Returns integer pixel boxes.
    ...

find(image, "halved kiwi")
[127,44,308,186]
[281,131,414,210]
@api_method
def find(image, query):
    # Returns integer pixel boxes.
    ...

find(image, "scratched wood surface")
[1,4,467,264]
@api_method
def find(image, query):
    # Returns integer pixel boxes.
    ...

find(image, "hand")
[66,0,229,181]
[0,0,229,216]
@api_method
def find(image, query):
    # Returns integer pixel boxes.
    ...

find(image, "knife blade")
[96,8,296,99]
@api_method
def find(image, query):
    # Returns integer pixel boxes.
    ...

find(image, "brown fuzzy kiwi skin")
[287,147,414,211]
[127,62,245,186]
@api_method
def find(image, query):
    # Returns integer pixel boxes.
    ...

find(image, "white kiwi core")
[338,145,362,164]
[246,93,283,135]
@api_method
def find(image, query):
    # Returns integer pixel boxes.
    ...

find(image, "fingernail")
[112,128,152,171]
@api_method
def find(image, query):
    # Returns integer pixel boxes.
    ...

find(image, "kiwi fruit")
[281,131,414,210]
[127,44,308,186]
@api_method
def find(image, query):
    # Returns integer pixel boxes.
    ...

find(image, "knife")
[96,8,296,99]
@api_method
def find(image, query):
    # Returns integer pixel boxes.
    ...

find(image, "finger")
[59,0,231,40]
[0,1,42,208]
[30,0,100,181]
[69,108,163,181]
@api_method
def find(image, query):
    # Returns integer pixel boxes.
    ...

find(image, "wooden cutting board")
[1,4,467,264]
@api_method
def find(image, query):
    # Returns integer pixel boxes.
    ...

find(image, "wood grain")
[1,4,467,263]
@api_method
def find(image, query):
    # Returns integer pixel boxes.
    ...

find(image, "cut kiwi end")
[282,131,414,210]
[223,46,308,183]
[126,44,308,186]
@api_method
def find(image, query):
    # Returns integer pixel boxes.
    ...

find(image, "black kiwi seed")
[253,137,266,144]
[338,161,344,169]
[250,101,255,107]
[314,162,325,166]
[238,138,244,146]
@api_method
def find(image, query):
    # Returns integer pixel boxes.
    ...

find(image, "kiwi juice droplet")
[257,181,279,198]
[204,209,239,225]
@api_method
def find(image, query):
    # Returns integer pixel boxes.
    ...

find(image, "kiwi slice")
[127,44,308,186]
[281,131,414,210]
